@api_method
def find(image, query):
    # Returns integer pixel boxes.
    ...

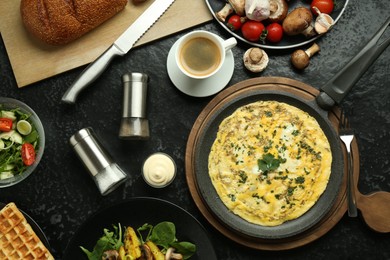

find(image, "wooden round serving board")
[185,77,361,250]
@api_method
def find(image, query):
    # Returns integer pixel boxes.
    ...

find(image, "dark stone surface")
[1,0,389,259]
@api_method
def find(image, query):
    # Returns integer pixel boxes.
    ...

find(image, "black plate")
[63,197,217,260]
[0,202,51,249]
[205,0,349,49]
[194,90,344,239]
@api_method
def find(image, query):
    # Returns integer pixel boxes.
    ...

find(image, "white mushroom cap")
[243,47,269,72]
[268,0,288,23]
[228,0,245,16]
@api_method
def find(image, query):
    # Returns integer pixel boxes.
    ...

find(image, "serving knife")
[61,0,176,104]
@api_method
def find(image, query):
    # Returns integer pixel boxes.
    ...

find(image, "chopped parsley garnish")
[299,141,322,160]
[263,140,273,153]
[295,176,305,184]
[228,194,236,202]
[252,193,260,199]
[292,130,300,136]
[287,186,296,196]
[238,171,248,183]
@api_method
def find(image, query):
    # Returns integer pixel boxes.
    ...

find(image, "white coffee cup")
[175,30,237,79]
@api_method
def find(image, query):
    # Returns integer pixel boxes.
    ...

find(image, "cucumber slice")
[0,110,16,121]
[16,120,32,135]
[0,130,23,144]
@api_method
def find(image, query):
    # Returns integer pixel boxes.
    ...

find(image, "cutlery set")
[331,16,390,231]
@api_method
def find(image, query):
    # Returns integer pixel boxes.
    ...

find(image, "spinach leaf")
[171,241,197,259]
[149,221,177,249]
[148,221,196,259]
[80,224,123,260]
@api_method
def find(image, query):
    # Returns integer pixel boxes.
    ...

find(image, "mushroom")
[102,250,119,260]
[313,7,335,34]
[139,244,153,260]
[165,247,183,260]
[243,47,269,72]
[267,0,288,23]
[228,0,245,16]
[291,43,320,70]
[282,7,316,37]
[215,3,234,22]
[245,0,270,21]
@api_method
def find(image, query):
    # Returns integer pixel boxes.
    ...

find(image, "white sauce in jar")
[142,153,176,188]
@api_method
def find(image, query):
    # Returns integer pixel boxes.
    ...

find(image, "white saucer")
[167,38,235,98]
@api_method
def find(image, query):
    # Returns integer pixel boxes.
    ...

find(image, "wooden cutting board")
[0,0,213,88]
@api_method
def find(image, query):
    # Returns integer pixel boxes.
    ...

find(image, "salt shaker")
[70,127,128,195]
[119,72,150,140]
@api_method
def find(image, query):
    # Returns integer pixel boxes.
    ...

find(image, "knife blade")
[61,0,175,104]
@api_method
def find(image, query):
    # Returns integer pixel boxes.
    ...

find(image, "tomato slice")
[0,118,13,132]
[21,143,36,166]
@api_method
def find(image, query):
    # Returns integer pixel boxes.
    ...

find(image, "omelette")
[208,101,332,226]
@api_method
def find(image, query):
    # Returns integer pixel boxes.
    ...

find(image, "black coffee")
[179,37,221,77]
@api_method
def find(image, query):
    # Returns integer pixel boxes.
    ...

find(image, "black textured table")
[1,0,389,259]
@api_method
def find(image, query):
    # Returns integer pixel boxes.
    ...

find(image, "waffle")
[0,202,54,259]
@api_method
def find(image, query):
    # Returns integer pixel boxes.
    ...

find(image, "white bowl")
[0,97,45,188]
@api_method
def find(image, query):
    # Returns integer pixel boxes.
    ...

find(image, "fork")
[339,111,358,217]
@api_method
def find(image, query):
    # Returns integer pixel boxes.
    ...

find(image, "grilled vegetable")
[123,227,142,259]
[145,241,164,260]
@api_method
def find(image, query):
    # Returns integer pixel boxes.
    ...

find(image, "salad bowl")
[0,97,45,188]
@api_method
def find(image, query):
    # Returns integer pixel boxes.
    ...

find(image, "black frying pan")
[191,17,390,239]
[194,89,343,239]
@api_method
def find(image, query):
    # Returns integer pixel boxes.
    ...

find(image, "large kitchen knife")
[61,0,175,104]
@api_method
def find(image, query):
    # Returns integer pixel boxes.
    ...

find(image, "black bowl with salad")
[0,97,45,188]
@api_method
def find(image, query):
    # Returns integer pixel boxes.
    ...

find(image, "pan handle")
[316,16,390,110]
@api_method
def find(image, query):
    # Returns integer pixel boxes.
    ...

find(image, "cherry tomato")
[21,143,36,166]
[241,21,266,42]
[0,118,13,132]
[266,23,283,43]
[227,15,245,31]
[311,0,334,15]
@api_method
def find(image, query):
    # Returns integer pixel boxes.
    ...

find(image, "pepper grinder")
[119,73,150,140]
